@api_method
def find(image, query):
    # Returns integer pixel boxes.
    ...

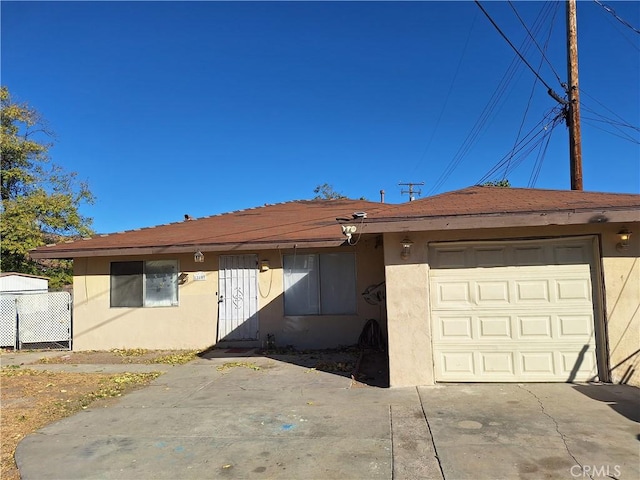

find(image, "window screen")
[283,254,319,315]
[145,260,178,307]
[110,260,178,308]
[320,253,356,314]
[283,253,356,315]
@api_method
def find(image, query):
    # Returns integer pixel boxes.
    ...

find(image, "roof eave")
[29,239,347,260]
[363,208,639,233]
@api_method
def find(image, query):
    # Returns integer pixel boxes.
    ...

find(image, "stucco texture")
[601,230,639,387]
[71,240,386,352]
[383,224,640,388]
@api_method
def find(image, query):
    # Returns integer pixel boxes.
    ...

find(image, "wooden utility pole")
[566,0,583,190]
[399,182,424,202]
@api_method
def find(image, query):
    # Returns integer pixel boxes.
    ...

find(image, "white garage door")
[429,237,600,382]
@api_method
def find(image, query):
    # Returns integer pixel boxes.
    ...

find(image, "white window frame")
[110,260,179,308]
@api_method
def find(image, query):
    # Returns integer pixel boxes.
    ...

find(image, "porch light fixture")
[194,250,205,263]
[616,228,632,251]
[400,237,413,260]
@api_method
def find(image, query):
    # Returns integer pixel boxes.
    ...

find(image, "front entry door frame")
[217,254,259,341]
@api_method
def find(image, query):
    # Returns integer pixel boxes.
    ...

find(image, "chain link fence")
[0,292,72,350]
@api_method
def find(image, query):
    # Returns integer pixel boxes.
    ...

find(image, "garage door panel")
[439,316,473,339]
[513,246,546,265]
[432,248,467,268]
[559,349,597,376]
[518,316,553,338]
[515,280,550,302]
[436,313,594,343]
[553,245,589,264]
[480,352,515,375]
[436,348,597,381]
[430,238,599,383]
[476,281,510,304]
[475,247,507,267]
[556,278,592,302]
[558,315,594,337]
[521,352,555,375]
[437,282,471,305]
[478,316,511,338]
[441,352,475,374]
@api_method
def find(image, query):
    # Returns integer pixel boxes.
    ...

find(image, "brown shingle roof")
[374,186,640,218]
[30,187,640,259]
[30,199,391,259]
[364,186,640,232]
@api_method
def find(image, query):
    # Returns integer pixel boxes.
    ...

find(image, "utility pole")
[566,0,583,190]
[399,182,424,202]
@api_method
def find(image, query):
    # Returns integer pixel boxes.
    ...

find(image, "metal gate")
[0,292,72,350]
[218,255,259,341]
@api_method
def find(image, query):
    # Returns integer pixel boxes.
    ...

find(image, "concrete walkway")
[11,354,640,480]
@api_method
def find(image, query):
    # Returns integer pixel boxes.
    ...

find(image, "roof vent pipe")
[380,190,385,203]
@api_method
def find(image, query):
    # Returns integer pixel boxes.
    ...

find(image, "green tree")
[482,179,511,187]
[313,183,347,200]
[1,86,94,288]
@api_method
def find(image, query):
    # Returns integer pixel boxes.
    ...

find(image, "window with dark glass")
[110,260,178,307]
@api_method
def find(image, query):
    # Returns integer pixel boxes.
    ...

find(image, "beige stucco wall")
[384,223,640,387]
[384,233,433,387]
[600,229,639,387]
[259,239,386,349]
[72,253,220,351]
[71,237,385,351]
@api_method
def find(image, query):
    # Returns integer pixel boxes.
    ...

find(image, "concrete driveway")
[15,354,639,480]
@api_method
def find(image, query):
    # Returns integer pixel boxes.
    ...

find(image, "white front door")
[429,237,600,382]
[218,255,258,341]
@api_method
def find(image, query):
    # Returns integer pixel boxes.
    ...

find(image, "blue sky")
[2,1,639,234]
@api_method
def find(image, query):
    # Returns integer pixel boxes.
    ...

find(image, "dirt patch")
[0,368,161,480]
[37,349,199,365]
[262,347,360,374]
[258,347,389,387]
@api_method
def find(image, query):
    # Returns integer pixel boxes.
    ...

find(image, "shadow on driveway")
[197,346,390,388]
[571,383,640,423]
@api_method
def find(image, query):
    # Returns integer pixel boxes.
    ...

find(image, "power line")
[593,0,640,35]
[580,108,640,144]
[579,88,640,132]
[409,11,478,177]
[474,0,564,103]
[476,108,564,184]
[508,0,563,86]
[581,106,640,134]
[503,2,560,179]
[428,2,558,195]
[528,124,555,187]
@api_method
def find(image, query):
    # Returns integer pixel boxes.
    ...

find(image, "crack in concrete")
[389,405,395,479]
[517,385,594,480]
[416,386,446,480]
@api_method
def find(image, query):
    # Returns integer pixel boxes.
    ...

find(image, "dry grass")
[0,368,160,480]
[216,361,262,372]
[37,349,200,365]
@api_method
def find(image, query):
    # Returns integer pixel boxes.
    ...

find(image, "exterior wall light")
[400,237,413,260]
[194,250,205,263]
[617,228,632,251]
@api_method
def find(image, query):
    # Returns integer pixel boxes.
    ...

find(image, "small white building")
[0,272,49,294]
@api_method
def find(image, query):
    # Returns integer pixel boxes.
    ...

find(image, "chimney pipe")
[380,190,385,203]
